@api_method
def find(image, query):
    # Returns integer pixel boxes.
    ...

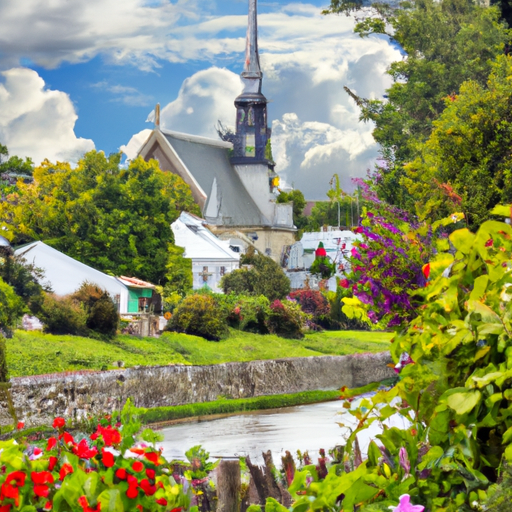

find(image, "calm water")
[159,398,408,464]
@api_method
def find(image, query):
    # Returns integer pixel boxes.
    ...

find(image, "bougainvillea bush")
[288,290,333,330]
[266,299,309,339]
[282,208,512,511]
[1,401,190,512]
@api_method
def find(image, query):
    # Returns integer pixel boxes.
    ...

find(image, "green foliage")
[168,293,228,341]
[38,294,89,336]
[403,55,512,229]
[0,151,199,283]
[157,245,192,311]
[139,390,342,424]
[0,143,33,197]
[266,299,308,339]
[305,198,360,231]
[0,277,26,336]
[324,211,512,510]
[309,256,336,280]
[221,252,290,301]
[220,294,270,334]
[277,189,307,232]
[71,282,119,338]
[334,0,511,211]
[289,290,334,329]
[326,287,368,331]
[0,255,46,315]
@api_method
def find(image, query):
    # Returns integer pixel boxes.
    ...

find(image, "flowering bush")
[266,299,309,339]
[222,294,270,334]
[0,401,190,512]
[288,290,332,329]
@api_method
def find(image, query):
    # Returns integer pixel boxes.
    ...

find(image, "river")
[159,398,408,464]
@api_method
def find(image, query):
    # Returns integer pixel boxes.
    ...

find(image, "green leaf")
[469,275,489,302]
[97,489,124,512]
[490,205,512,217]
[449,229,475,255]
[446,390,481,415]
[265,497,290,512]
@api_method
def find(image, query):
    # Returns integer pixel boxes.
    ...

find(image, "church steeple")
[231,0,271,164]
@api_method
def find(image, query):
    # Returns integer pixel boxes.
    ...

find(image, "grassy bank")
[7,329,392,377]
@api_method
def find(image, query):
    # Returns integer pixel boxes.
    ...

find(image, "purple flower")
[390,494,424,512]
[399,447,410,476]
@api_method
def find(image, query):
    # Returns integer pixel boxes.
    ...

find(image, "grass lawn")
[6,329,392,377]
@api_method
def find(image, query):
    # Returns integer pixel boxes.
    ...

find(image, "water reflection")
[159,399,407,464]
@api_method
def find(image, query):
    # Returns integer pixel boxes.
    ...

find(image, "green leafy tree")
[221,252,290,301]
[0,277,26,337]
[0,143,33,197]
[402,55,512,229]
[326,0,511,211]
[277,189,307,233]
[0,151,199,284]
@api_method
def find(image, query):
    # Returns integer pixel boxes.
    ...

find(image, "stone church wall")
[1,352,394,427]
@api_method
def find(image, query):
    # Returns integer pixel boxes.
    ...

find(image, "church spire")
[230,0,271,164]
[242,0,262,81]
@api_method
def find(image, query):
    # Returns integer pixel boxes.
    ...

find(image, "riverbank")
[141,379,395,428]
[7,329,392,377]
[2,352,395,428]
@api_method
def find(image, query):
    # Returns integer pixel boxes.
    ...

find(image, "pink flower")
[399,447,410,476]
[391,494,424,512]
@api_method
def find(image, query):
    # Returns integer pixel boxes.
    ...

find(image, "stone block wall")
[2,352,394,427]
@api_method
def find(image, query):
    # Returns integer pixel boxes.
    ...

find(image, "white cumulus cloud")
[0,68,94,165]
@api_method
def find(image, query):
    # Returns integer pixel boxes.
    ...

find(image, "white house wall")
[192,259,239,293]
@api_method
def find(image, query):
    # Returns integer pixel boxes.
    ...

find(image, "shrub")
[221,252,290,301]
[0,277,26,337]
[168,293,228,341]
[266,299,308,339]
[38,293,88,336]
[71,282,119,337]
[289,290,334,329]
[224,294,270,334]
[326,286,368,330]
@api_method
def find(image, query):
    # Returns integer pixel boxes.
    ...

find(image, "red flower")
[339,278,350,289]
[144,451,160,465]
[101,449,115,468]
[52,418,65,429]
[115,468,127,480]
[48,457,58,472]
[136,506,143,512]
[34,484,50,498]
[126,486,138,499]
[354,226,363,233]
[43,501,52,511]
[422,263,430,280]
[31,471,54,485]
[5,471,26,487]
[146,469,155,480]
[132,461,144,473]
[0,483,19,507]
[60,432,74,446]
[139,478,156,496]
[16,422,24,430]
[73,439,98,460]
[170,508,183,512]
[46,437,57,451]
[0,505,12,512]
[485,238,494,248]
[156,498,168,506]
[59,464,73,481]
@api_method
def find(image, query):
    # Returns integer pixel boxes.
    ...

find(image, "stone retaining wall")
[2,352,394,427]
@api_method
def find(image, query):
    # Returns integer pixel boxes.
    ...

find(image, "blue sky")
[0,0,400,199]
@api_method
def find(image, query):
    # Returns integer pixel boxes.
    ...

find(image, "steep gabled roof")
[172,212,241,261]
[160,130,269,227]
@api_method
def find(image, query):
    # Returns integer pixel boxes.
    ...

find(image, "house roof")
[14,241,127,297]
[117,276,155,289]
[172,212,241,261]
[160,130,269,227]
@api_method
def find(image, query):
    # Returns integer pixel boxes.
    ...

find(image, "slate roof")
[162,130,269,227]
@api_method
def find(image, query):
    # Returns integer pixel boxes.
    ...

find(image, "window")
[220,266,226,276]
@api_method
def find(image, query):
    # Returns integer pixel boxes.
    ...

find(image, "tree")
[0,143,33,197]
[276,189,307,233]
[402,55,512,229]
[221,252,290,301]
[326,0,511,211]
[0,277,26,337]
[0,151,199,284]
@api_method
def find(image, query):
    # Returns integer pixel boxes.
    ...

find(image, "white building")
[14,241,155,314]
[171,212,240,293]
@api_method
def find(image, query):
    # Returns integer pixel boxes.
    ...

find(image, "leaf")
[466,300,501,324]
[97,489,124,512]
[446,390,481,415]
[490,205,512,217]
[265,497,290,512]
[449,228,475,255]
[469,275,489,301]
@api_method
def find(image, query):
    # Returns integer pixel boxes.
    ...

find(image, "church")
[137,0,296,261]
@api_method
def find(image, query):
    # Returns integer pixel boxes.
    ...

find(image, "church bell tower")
[231,0,271,164]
